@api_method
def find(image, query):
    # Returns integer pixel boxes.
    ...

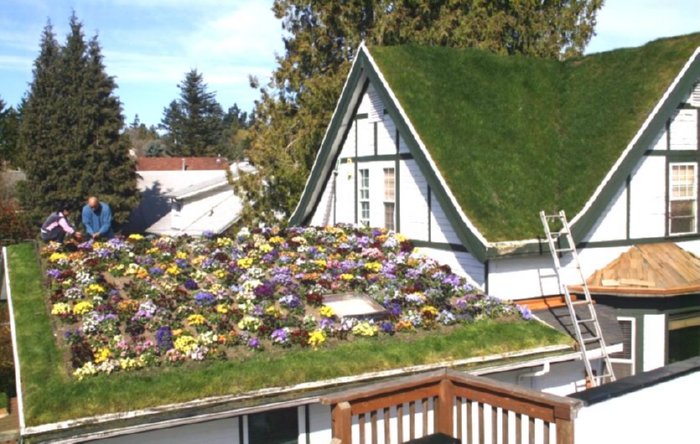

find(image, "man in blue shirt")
[82,196,114,240]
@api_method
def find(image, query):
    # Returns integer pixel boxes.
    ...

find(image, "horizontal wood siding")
[488,246,629,299]
[583,185,627,242]
[398,132,411,154]
[429,196,462,245]
[418,247,485,288]
[339,120,356,158]
[399,159,429,241]
[336,161,356,224]
[669,108,698,150]
[629,155,666,238]
[357,118,374,157]
[309,175,335,226]
[376,115,397,156]
[650,127,667,150]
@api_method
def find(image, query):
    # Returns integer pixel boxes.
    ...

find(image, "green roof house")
[291,35,700,377]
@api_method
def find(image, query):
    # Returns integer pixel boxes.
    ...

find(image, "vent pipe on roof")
[182,158,186,171]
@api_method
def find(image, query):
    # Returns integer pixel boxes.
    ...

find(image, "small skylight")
[323,293,386,320]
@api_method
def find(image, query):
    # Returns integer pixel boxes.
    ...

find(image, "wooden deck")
[0,397,19,444]
[571,243,700,297]
[322,369,581,444]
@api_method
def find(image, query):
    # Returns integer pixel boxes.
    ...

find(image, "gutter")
[3,246,26,433]
[21,343,573,440]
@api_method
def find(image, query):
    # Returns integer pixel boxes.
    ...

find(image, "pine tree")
[0,98,22,168]
[160,69,225,156]
[18,15,138,226]
[239,0,604,225]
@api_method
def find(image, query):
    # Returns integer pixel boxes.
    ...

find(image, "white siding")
[335,160,356,224]
[417,247,485,288]
[377,114,397,155]
[650,127,667,150]
[356,160,395,228]
[356,118,374,157]
[357,84,382,117]
[307,404,332,444]
[583,185,627,242]
[399,159,429,241]
[669,108,698,150]
[339,120,356,158]
[429,197,462,244]
[488,245,630,299]
[629,155,666,238]
[678,238,700,256]
[97,417,242,444]
[398,133,411,154]
[310,174,335,226]
[643,314,666,372]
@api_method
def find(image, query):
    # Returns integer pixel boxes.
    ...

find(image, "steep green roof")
[370,34,700,241]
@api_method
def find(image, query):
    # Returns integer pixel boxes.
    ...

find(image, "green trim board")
[339,153,413,163]
[411,239,470,253]
[290,37,700,263]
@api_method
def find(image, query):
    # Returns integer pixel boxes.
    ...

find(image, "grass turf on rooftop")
[6,242,570,425]
[370,33,700,240]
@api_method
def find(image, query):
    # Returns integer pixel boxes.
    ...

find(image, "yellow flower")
[352,321,378,337]
[237,257,254,269]
[308,329,326,349]
[73,301,94,316]
[259,243,273,253]
[85,283,105,296]
[51,302,71,315]
[340,273,354,281]
[174,335,197,353]
[187,314,206,326]
[216,304,229,314]
[94,347,112,364]
[269,236,285,245]
[237,315,261,332]
[364,262,382,273]
[175,251,188,260]
[166,264,180,276]
[146,247,160,255]
[313,259,327,269]
[49,252,68,263]
[128,233,144,241]
[265,305,281,317]
[319,305,335,318]
[421,306,439,317]
[216,237,233,247]
[213,269,227,279]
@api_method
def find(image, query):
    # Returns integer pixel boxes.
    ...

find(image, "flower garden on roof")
[41,225,532,380]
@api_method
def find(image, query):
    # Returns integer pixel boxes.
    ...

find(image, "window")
[610,317,636,378]
[359,169,370,226]
[384,168,395,230]
[669,163,697,235]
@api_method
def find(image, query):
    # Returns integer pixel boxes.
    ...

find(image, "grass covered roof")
[369,34,700,241]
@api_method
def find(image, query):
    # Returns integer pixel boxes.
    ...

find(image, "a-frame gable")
[570,48,700,245]
[290,44,491,262]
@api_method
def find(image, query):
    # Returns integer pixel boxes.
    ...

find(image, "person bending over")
[41,204,83,243]
[82,196,114,240]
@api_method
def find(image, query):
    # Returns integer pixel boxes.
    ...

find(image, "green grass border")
[7,243,569,425]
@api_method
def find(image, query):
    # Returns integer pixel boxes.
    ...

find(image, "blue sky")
[0,0,699,127]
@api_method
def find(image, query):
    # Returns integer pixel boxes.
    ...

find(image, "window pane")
[248,407,299,444]
[671,216,695,234]
[384,168,395,201]
[384,203,395,230]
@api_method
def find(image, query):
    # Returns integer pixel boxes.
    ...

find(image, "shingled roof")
[368,34,700,241]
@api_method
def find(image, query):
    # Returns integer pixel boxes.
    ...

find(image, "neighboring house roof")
[572,243,700,297]
[291,33,700,260]
[136,157,228,171]
[534,303,623,348]
[166,176,230,200]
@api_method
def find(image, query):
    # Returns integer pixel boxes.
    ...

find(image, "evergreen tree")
[18,15,139,226]
[0,98,22,168]
[239,0,603,225]
[160,69,225,156]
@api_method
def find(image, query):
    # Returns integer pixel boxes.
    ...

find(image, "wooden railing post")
[437,378,454,436]
[555,417,574,444]
[332,401,352,444]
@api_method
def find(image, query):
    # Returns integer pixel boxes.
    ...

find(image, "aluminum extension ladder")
[539,210,616,387]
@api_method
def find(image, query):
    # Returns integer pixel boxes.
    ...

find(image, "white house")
[126,157,253,236]
[290,35,700,375]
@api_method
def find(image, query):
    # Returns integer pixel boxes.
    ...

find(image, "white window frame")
[668,162,697,235]
[359,168,370,227]
[610,316,636,376]
[383,167,395,231]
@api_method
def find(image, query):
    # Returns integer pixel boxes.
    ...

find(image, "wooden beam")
[555,417,575,444]
[437,379,454,436]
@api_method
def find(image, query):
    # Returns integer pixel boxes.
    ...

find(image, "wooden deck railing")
[321,369,582,444]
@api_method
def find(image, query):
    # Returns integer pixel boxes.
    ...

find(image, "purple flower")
[247,337,261,350]
[46,268,61,279]
[270,328,289,344]
[194,292,215,306]
[384,302,402,317]
[156,326,173,351]
[202,230,215,239]
[442,274,462,287]
[254,281,275,299]
[279,294,301,309]
[319,317,334,330]
[381,321,395,334]
[184,279,199,290]
[149,266,164,276]
[518,305,533,321]
[175,258,189,268]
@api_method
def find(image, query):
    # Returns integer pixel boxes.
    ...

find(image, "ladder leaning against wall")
[539,210,616,387]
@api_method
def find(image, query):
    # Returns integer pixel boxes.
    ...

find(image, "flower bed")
[41,226,531,380]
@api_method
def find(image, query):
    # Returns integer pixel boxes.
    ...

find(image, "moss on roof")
[370,34,700,241]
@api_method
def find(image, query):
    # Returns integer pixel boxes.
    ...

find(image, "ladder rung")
[576,317,595,324]
[555,248,573,253]
[582,336,602,344]
[570,300,591,306]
